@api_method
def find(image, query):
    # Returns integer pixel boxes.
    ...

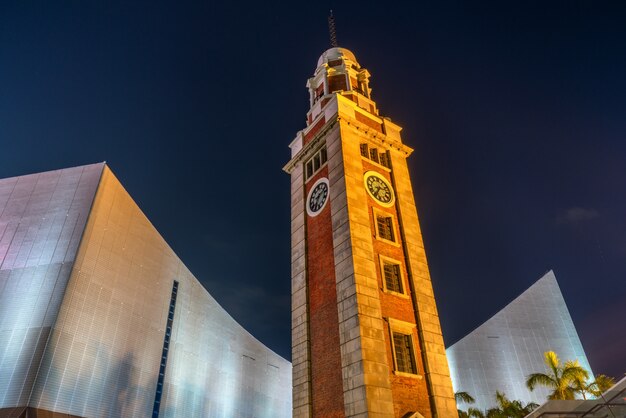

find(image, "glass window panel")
[393,332,417,374]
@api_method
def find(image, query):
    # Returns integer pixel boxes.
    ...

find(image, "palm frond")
[562,360,589,381]
[589,374,616,397]
[524,402,540,413]
[548,386,576,400]
[570,373,591,400]
[458,409,470,418]
[455,391,476,404]
[544,351,560,374]
[494,390,508,407]
[486,407,503,418]
[468,407,485,418]
[526,372,555,391]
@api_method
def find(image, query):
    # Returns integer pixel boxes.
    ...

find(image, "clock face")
[364,171,395,207]
[306,178,330,217]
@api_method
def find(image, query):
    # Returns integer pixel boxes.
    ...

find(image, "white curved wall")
[0,164,291,418]
[446,270,592,411]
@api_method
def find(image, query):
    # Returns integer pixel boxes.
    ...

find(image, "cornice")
[341,117,413,157]
[282,117,339,174]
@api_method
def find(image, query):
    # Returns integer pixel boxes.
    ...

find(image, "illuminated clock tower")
[284,47,458,418]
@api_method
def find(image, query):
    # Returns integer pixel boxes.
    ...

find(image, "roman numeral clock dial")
[364,171,395,207]
[306,177,329,217]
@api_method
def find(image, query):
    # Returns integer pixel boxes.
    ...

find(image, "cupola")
[305,47,378,126]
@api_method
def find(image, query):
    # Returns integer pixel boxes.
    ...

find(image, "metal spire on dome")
[328,10,338,48]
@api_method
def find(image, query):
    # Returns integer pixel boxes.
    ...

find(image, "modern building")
[284,47,457,418]
[0,163,291,418]
[446,270,593,412]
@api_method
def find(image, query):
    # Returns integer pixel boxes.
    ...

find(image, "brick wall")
[305,165,345,418]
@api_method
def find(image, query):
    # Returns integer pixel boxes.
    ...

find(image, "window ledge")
[361,155,391,172]
[374,235,401,247]
[382,288,410,299]
[393,371,423,379]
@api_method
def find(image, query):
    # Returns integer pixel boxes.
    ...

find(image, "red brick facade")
[305,165,345,418]
[355,111,382,133]
[304,116,326,145]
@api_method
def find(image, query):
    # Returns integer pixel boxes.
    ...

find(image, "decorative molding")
[283,118,339,174]
[341,117,413,156]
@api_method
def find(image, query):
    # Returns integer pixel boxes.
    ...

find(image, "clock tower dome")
[284,47,458,418]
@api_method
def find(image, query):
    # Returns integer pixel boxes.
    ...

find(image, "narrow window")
[358,81,369,98]
[153,280,179,417]
[369,148,379,163]
[328,59,343,67]
[305,146,328,181]
[379,151,390,168]
[383,262,402,293]
[377,215,394,241]
[328,74,347,92]
[316,84,325,98]
[360,144,369,158]
[393,332,417,374]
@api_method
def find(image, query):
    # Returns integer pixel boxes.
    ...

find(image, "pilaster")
[290,162,312,418]
[391,156,458,418]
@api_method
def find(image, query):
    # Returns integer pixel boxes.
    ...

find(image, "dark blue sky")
[1,1,624,378]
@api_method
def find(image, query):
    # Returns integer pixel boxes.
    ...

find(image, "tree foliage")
[456,391,476,405]
[457,351,616,418]
[457,391,537,418]
[526,351,589,400]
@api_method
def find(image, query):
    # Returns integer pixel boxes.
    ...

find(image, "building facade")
[0,163,291,418]
[446,270,593,412]
[284,47,457,418]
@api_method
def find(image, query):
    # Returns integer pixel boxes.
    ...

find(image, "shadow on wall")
[108,352,152,418]
[32,338,155,417]
[30,337,226,417]
[28,329,288,417]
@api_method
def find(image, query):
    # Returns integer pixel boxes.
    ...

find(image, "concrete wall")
[446,271,593,412]
[0,164,291,418]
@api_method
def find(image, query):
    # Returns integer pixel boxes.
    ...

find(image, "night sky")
[1,1,624,379]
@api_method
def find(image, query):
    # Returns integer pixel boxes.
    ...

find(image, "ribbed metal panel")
[0,163,104,412]
[0,165,292,418]
[447,271,593,411]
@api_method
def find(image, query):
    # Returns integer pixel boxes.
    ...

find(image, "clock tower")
[284,47,458,418]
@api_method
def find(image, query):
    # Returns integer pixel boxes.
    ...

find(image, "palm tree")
[456,391,476,404]
[570,371,616,400]
[570,373,592,400]
[456,391,476,418]
[466,408,485,418]
[526,351,589,400]
[463,391,538,418]
[493,391,539,418]
[569,373,615,400]
[588,374,616,398]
